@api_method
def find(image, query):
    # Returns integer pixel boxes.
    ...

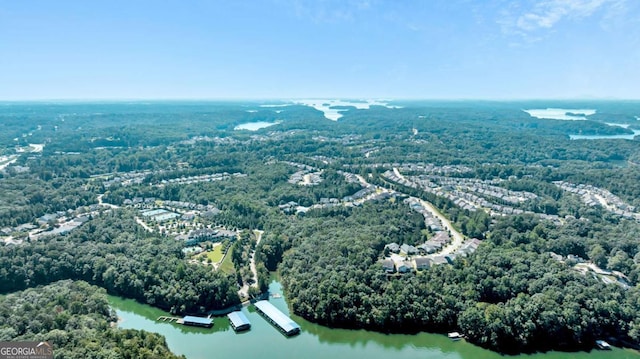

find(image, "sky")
[1,0,639,100]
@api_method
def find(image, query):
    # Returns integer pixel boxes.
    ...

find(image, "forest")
[0,210,240,314]
[276,204,640,353]
[1,100,640,354]
[0,280,184,358]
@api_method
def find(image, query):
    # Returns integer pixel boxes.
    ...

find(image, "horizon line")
[1,97,640,103]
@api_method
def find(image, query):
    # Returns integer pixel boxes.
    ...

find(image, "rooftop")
[182,315,213,326]
[228,311,251,330]
[254,300,300,334]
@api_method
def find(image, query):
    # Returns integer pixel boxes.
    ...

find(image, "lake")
[524,108,597,121]
[110,280,640,359]
[569,130,640,140]
[234,121,279,131]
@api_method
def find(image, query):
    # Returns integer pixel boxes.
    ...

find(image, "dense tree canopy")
[0,280,184,359]
[0,210,240,314]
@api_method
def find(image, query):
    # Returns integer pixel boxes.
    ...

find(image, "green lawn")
[218,247,235,274]
[207,245,224,263]
[194,245,224,263]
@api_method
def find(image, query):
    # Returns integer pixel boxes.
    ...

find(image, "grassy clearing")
[194,244,225,263]
[207,245,224,263]
[219,247,235,274]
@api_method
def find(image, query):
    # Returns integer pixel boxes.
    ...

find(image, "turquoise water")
[110,280,640,359]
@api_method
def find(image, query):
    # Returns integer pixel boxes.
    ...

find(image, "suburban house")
[456,238,482,257]
[397,261,413,273]
[400,243,418,255]
[385,243,400,253]
[431,255,449,266]
[417,243,437,254]
[415,257,432,271]
[382,259,395,273]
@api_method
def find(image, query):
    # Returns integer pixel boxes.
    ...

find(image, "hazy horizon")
[2,97,640,103]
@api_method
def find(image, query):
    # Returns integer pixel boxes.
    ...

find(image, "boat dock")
[157,316,180,323]
[228,311,251,332]
[181,315,213,328]
[254,300,300,336]
[157,315,213,328]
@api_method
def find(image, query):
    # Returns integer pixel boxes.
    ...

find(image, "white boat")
[448,332,462,341]
[596,340,611,350]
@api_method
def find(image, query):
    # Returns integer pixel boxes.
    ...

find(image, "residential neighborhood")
[382,237,483,274]
[382,166,563,223]
[554,181,640,221]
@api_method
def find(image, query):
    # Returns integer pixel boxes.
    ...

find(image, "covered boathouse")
[254,300,300,336]
[227,311,251,332]
[180,315,213,328]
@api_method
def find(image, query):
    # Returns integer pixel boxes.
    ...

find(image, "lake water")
[234,121,278,131]
[295,99,402,121]
[524,108,596,120]
[110,280,640,359]
[569,130,640,140]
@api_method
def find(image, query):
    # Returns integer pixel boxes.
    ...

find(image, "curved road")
[238,229,264,299]
[390,168,466,254]
[97,194,120,209]
[416,198,464,254]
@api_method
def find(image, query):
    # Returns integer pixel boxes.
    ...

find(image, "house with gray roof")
[431,255,449,266]
[400,243,418,255]
[382,259,395,274]
[385,243,400,253]
[415,257,432,271]
[417,243,437,254]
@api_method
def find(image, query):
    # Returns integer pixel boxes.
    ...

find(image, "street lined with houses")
[383,167,563,223]
[554,180,640,221]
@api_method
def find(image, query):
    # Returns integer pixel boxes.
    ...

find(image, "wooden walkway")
[157,316,180,323]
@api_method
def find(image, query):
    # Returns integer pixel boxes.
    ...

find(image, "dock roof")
[182,316,213,326]
[228,311,251,329]
[254,300,300,334]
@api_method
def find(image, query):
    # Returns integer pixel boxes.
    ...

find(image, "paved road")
[0,156,18,171]
[134,217,154,233]
[391,168,465,254]
[355,174,370,187]
[97,194,120,209]
[416,198,464,254]
[354,168,467,263]
[238,229,264,299]
[249,230,264,287]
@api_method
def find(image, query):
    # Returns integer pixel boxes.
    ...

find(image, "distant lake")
[234,121,279,131]
[570,130,640,140]
[110,279,640,359]
[524,108,596,120]
[295,99,402,121]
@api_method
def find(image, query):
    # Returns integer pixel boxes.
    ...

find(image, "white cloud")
[499,0,627,35]
[518,0,608,31]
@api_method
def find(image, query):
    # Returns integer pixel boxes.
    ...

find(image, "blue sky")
[1,0,639,100]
